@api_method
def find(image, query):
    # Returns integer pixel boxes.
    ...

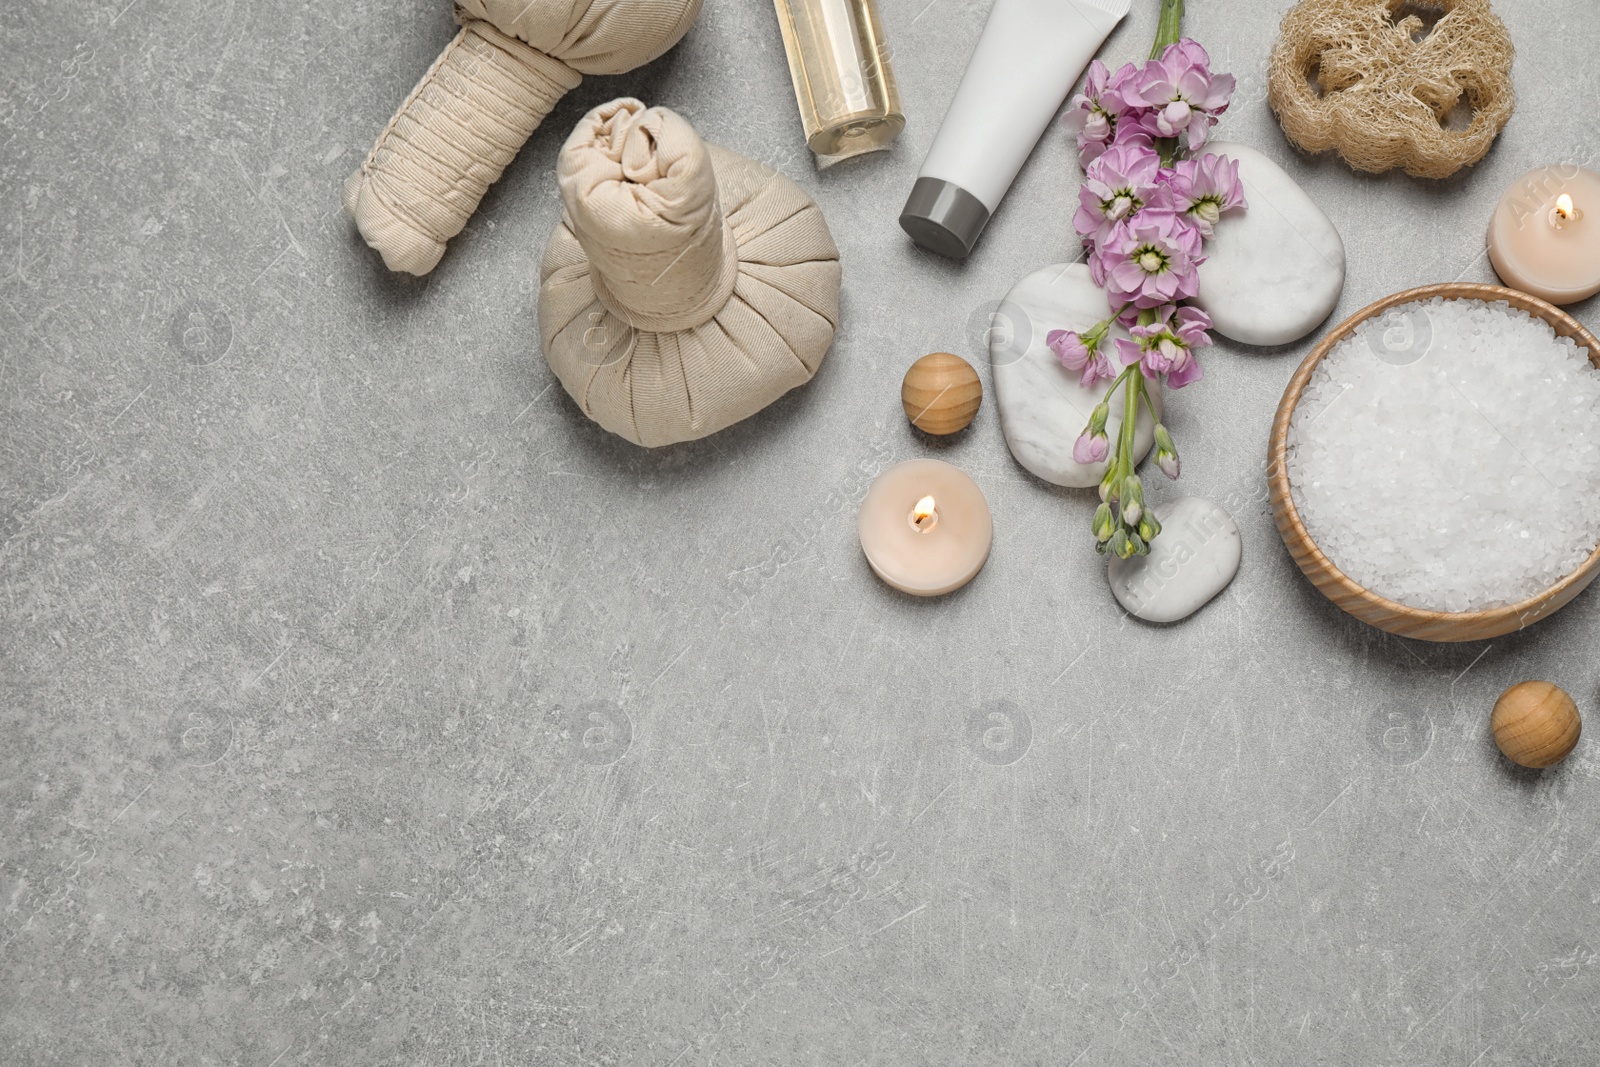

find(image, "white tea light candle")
[1487,165,1600,306]
[858,459,992,596]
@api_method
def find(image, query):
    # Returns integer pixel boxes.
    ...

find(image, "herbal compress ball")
[539,100,842,447]
[344,0,703,275]
[1268,0,1514,179]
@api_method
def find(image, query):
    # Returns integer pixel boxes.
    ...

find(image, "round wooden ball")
[901,352,982,435]
[1491,681,1582,768]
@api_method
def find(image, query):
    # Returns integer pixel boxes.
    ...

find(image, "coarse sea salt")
[1287,298,1600,613]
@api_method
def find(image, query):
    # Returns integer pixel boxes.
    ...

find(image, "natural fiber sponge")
[1268,0,1514,179]
[343,0,703,276]
[539,100,841,447]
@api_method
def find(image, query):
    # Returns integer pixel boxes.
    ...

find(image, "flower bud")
[1138,512,1162,543]
[1108,529,1132,559]
[1073,430,1110,465]
[1047,330,1091,371]
[1093,503,1116,543]
[1098,465,1119,502]
[1154,424,1181,479]
[1122,476,1145,524]
[1125,531,1147,557]
[1088,402,1110,437]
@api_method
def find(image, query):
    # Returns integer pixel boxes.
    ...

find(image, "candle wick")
[1551,194,1582,228]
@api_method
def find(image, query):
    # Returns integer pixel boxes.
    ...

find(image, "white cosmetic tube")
[900,0,1131,258]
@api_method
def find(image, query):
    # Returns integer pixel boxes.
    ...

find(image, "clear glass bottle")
[773,0,904,156]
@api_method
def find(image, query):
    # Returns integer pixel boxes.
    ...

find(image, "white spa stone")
[991,263,1160,489]
[1192,141,1346,348]
[1107,496,1241,623]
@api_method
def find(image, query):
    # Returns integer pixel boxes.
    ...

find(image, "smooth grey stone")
[991,263,1160,488]
[1193,141,1347,348]
[1108,496,1242,622]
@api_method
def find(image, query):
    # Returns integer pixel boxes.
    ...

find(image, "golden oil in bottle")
[773,0,904,156]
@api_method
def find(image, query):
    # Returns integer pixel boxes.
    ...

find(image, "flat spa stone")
[1192,141,1346,348]
[1107,496,1241,623]
[991,263,1160,489]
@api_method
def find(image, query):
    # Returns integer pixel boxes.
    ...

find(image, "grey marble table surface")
[5,0,1600,1063]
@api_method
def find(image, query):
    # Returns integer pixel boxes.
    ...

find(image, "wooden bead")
[1491,681,1582,768]
[901,352,982,435]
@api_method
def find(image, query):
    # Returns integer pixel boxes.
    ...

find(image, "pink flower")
[1047,328,1116,388]
[1114,336,1144,369]
[1169,304,1215,348]
[1087,246,1109,289]
[1073,430,1110,465]
[1109,126,1155,158]
[1073,142,1172,244]
[1048,328,1089,367]
[1101,213,1204,309]
[1169,153,1246,237]
[1062,60,1134,166]
[1166,38,1218,75]
[1120,304,1213,388]
[1082,351,1116,388]
[1123,40,1236,150]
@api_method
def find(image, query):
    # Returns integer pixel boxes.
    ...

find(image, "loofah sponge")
[539,100,842,447]
[1268,0,1514,179]
[343,0,703,276]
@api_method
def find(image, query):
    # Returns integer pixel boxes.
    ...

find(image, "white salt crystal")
[1287,298,1600,612]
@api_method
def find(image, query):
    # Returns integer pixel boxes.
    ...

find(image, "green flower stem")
[1085,303,1135,347]
[1140,380,1161,424]
[1118,371,1144,485]
[1096,364,1138,487]
[1151,0,1185,58]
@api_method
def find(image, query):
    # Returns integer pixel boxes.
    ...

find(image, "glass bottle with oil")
[773,0,904,157]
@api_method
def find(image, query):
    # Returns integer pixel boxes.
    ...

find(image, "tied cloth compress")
[344,0,702,275]
[540,100,842,447]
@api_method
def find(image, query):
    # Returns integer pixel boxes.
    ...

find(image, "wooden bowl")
[1267,283,1600,643]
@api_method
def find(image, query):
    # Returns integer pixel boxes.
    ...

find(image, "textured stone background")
[4,0,1600,1063]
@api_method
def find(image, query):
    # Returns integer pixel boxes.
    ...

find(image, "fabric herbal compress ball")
[539,100,842,447]
[343,0,703,276]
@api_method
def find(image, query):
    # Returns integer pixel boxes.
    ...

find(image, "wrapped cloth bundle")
[343,0,702,275]
[540,99,842,447]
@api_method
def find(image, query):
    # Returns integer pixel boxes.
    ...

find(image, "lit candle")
[857,459,992,596]
[1487,165,1600,305]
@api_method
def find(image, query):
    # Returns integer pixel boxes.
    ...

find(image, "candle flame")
[1557,194,1576,220]
[910,495,938,532]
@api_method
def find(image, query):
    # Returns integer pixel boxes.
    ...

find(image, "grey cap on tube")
[899,178,990,259]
